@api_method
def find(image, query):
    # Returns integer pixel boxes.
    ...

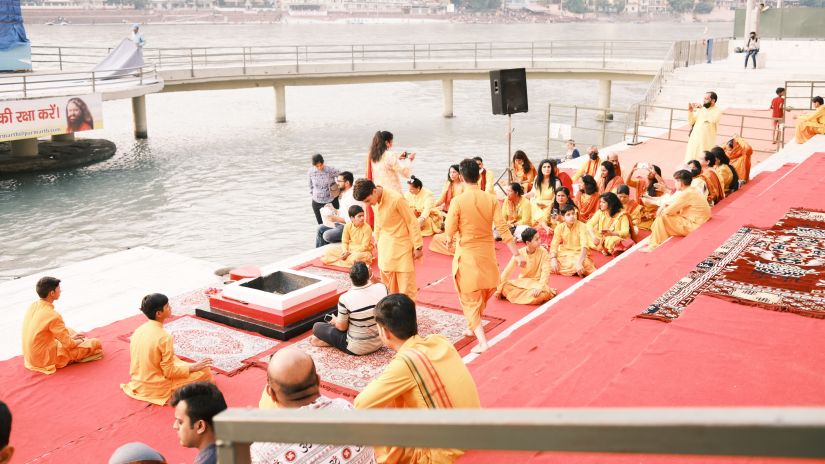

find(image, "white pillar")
[744,0,755,37]
[10,138,39,157]
[598,79,613,120]
[274,84,286,123]
[132,95,148,139]
[442,79,454,118]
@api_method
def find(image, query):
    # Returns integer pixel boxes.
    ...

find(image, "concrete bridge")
[1,39,721,154]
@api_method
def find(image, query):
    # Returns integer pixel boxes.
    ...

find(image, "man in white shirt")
[316,171,365,247]
[130,24,145,48]
[251,348,376,464]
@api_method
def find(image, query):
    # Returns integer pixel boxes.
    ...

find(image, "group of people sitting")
[17,271,479,464]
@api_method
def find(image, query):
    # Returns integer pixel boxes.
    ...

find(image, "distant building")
[281,0,449,14]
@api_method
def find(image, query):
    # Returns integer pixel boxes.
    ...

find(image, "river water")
[0,22,731,277]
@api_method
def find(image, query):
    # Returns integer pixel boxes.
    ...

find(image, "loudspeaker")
[490,68,528,115]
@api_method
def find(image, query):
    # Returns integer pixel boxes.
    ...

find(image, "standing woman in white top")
[366,131,415,193]
[365,130,415,227]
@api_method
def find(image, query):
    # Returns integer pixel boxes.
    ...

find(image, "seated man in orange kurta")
[794,96,825,144]
[354,293,480,463]
[121,293,213,406]
[22,276,103,375]
[647,170,712,250]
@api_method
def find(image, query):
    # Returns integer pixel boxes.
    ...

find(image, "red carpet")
[462,153,825,463]
[4,153,823,463]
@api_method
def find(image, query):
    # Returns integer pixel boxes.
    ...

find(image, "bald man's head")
[266,348,320,407]
[607,153,619,162]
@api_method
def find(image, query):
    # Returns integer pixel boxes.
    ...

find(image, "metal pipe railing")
[213,407,825,464]
[0,64,159,98]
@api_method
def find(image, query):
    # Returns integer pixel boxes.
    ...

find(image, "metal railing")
[213,407,825,464]
[630,103,782,154]
[781,80,825,145]
[546,103,635,158]
[31,40,673,75]
[0,64,160,99]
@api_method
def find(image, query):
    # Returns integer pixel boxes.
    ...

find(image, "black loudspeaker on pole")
[489,68,528,116]
[490,68,528,188]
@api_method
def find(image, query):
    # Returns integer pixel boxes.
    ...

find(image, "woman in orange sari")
[511,150,537,194]
[434,164,464,217]
[625,163,665,231]
[596,161,624,194]
[616,184,641,239]
[574,175,599,222]
[692,156,724,205]
[725,136,753,183]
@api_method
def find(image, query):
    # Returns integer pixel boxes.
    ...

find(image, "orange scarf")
[575,191,599,221]
[699,170,725,204]
[365,155,375,228]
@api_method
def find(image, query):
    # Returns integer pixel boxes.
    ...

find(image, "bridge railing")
[0,64,160,99]
[31,40,672,73]
[212,407,825,464]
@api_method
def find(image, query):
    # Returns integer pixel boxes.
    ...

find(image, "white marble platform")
[0,246,222,361]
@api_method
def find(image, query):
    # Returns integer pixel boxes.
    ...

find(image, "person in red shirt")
[770,87,785,144]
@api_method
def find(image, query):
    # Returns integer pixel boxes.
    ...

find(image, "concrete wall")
[734,7,825,39]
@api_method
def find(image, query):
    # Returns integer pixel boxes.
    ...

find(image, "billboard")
[0,94,103,142]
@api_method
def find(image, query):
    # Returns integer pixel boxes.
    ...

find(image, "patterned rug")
[702,209,825,318]
[639,208,825,322]
[120,316,279,376]
[169,286,221,316]
[638,227,761,322]
[249,305,504,398]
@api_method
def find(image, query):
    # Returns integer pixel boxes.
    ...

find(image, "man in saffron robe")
[122,293,213,405]
[444,159,523,353]
[474,156,496,195]
[353,179,423,302]
[794,96,825,144]
[607,152,623,178]
[684,91,722,163]
[647,170,712,249]
[354,294,480,463]
[22,276,103,375]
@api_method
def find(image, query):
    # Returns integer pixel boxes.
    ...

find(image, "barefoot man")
[444,158,524,353]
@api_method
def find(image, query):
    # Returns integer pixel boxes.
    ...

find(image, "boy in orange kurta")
[22,277,103,375]
[320,205,374,269]
[550,204,597,277]
[444,159,523,353]
[353,179,423,302]
[121,293,213,406]
[496,227,556,305]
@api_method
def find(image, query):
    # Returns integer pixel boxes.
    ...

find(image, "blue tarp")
[0,0,29,51]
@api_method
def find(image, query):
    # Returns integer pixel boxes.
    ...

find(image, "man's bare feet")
[309,336,331,348]
[470,344,488,354]
[463,329,473,337]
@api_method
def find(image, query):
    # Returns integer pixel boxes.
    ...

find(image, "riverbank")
[21,6,732,26]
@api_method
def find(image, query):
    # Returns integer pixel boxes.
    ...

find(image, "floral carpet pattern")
[160,316,278,375]
[252,305,504,398]
[639,208,825,322]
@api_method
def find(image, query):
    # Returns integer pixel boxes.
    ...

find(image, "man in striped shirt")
[310,262,386,356]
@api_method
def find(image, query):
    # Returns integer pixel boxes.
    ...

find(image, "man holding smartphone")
[684,91,721,163]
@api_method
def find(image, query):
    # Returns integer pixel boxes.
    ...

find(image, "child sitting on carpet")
[549,203,597,277]
[320,205,374,269]
[495,227,557,305]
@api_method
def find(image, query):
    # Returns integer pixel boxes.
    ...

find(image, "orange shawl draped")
[727,136,753,182]
[599,176,625,194]
[575,191,599,221]
[365,155,375,228]
[699,169,725,204]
